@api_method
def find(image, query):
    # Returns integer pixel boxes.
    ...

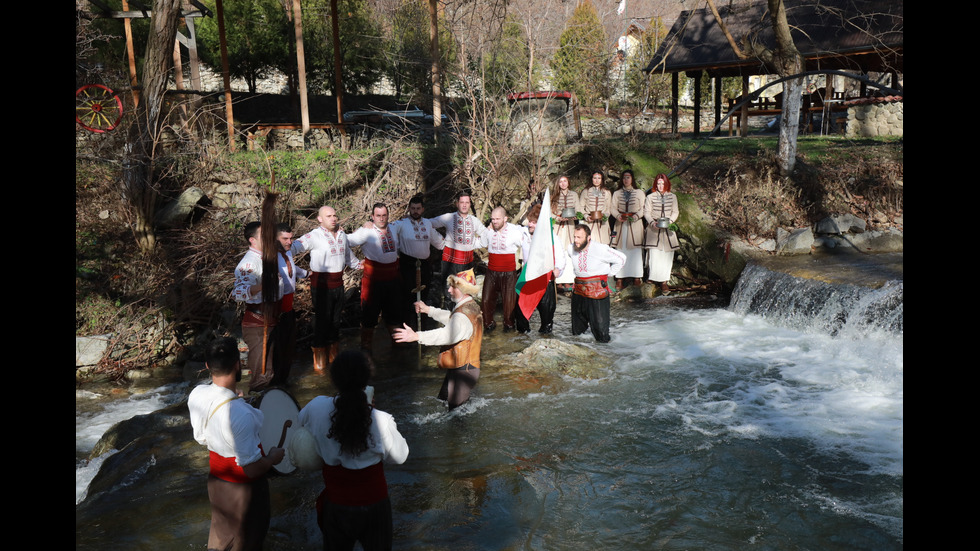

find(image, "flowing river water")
[76,254,902,550]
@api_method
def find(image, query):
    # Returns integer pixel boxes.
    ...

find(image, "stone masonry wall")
[845,100,903,138]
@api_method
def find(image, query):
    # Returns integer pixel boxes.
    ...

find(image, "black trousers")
[437,364,480,410]
[272,309,295,385]
[399,252,434,330]
[571,293,611,343]
[514,280,557,333]
[311,280,345,348]
[318,497,393,551]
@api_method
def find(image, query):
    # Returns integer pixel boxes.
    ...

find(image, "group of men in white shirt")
[231,189,627,389]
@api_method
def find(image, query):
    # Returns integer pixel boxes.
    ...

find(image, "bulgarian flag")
[516,188,556,320]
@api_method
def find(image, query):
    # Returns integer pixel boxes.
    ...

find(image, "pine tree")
[551,0,608,106]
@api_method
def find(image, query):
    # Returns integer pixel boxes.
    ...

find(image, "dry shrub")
[703,151,806,239]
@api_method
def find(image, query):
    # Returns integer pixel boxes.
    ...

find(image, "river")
[76,256,902,550]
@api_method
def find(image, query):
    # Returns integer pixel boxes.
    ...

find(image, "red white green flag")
[516,188,555,320]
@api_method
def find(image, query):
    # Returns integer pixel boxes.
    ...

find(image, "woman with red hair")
[643,173,680,294]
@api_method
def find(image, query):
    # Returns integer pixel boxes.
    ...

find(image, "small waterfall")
[730,262,903,336]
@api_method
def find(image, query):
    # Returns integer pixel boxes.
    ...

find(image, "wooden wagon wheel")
[76,85,124,133]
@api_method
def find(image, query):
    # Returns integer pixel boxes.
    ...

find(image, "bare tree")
[121,0,184,253]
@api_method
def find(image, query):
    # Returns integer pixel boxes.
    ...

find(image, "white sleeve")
[418,311,473,347]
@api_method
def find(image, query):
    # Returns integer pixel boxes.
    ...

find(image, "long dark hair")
[620,169,637,190]
[327,350,374,456]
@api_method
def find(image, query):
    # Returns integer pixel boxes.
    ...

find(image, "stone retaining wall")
[846,100,903,138]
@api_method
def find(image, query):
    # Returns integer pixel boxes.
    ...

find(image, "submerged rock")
[496,339,609,379]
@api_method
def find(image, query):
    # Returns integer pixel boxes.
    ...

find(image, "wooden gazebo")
[643,0,903,136]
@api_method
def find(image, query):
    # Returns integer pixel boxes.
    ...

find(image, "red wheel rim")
[76,84,124,133]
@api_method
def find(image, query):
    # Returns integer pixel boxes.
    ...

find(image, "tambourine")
[250,388,300,474]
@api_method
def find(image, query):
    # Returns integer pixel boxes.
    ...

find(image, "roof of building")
[643,0,903,78]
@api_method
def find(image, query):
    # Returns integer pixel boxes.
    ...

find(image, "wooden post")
[713,76,722,136]
[330,0,344,128]
[122,0,139,107]
[740,75,749,137]
[670,72,678,134]
[292,0,310,143]
[215,0,236,150]
[183,18,202,93]
[692,71,701,138]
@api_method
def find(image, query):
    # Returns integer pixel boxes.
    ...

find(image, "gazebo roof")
[643,0,903,78]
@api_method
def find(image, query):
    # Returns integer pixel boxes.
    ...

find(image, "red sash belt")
[442,247,473,265]
[573,276,609,299]
[318,461,388,507]
[281,293,293,313]
[312,271,344,289]
[362,259,399,281]
[488,252,516,272]
[209,449,259,483]
[242,307,280,327]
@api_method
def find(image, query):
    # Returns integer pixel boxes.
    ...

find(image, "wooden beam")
[89,9,207,19]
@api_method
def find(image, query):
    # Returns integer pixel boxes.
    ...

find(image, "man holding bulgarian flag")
[515,188,565,334]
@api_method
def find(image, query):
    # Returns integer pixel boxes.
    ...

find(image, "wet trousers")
[571,293,611,343]
[438,364,480,409]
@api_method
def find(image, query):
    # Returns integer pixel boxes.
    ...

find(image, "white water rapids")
[76,258,902,549]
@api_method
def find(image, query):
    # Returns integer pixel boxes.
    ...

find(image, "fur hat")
[447,268,482,297]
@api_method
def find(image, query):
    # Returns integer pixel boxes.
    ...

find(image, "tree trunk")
[777,76,803,175]
[767,0,804,176]
[428,0,442,133]
[122,0,183,254]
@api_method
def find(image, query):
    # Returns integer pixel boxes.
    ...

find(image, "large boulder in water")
[496,339,609,379]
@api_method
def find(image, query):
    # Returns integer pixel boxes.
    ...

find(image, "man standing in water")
[392,269,483,410]
[479,206,529,332]
[429,191,488,307]
[347,203,405,352]
[561,224,626,343]
[515,203,564,334]
[188,337,285,551]
[274,223,308,383]
[291,206,360,372]
[390,194,444,329]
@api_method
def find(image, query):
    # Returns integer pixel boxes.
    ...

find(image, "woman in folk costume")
[578,170,613,245]
[550,175,578,291]
[609,169,646,290]
[643,173,681,294]
[298,349,409,551]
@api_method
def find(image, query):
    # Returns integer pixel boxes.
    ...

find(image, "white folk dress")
[610,188,646,279]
